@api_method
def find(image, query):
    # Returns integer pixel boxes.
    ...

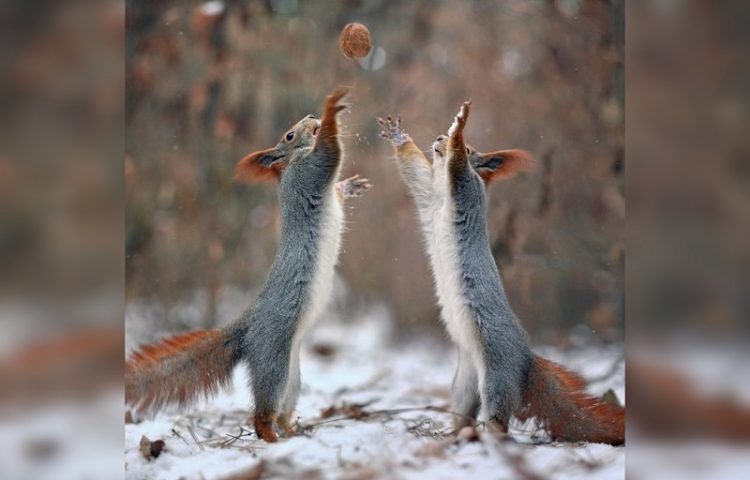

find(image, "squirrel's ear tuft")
[234,148,286,183]
[474,149,534,183]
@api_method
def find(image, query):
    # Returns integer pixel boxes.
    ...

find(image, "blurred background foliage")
[125,0,624,345]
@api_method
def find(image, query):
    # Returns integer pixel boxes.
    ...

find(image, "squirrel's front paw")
[325,86,350,115]
[337,174,372,199]
[448,100,472,137]
[377,115,410,146]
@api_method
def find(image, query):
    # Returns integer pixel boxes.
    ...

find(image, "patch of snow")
[125,307,625,479]
[0,390,123,480]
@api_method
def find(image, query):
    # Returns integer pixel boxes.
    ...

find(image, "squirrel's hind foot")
[253,413,279,443]
[276,413,299,438]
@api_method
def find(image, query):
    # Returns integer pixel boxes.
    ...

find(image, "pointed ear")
[234,147,286,183]
[474,149,534,183]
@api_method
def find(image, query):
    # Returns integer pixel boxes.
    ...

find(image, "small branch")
[586,354,625,383]
[186,425,205,451]
[216,427,255,448]
[170,428,190,446]
[299,404,477,433]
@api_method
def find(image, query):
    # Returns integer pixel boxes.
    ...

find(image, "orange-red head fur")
[234,114,321,183]
[471,148,534,183]
[235,147,286,182]
[432,135,534,183]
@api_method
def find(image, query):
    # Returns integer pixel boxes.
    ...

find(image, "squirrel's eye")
[285,131,295,142]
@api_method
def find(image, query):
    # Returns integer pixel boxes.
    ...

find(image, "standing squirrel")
[378,104,624,445]
[126,87,371,443]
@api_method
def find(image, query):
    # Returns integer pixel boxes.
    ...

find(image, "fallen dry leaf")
[139,435,165,460]
[601,389,622,407]
[320,402,370,420]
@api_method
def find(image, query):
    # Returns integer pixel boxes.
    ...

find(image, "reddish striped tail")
[516,355,625,445]
[125,329,238,415]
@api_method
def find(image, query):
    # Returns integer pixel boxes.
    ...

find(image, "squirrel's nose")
[306,114,316,120]
[436,135,447,141]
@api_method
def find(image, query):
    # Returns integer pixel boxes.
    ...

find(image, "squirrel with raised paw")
[126,87,371,443]
[378,104,624,445]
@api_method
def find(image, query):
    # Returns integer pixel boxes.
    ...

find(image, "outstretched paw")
[377,115,410,147]
[448,100,472,137]
[325,86,350,116]
[337,174,372,199]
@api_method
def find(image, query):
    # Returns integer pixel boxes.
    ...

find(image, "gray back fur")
[226,149,337,412]
[450,167,533,420]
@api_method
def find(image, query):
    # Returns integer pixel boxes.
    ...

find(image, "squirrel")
[377,104,624,445]
[126,87,371,443]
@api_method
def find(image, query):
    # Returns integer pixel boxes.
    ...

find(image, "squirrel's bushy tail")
[125,329,239,415]
[516,355,625,445]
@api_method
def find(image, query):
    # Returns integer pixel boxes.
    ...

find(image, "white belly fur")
[296,186,344,345]
[281,186,343,408]
[431,198,479,352]
[430,156,486,394]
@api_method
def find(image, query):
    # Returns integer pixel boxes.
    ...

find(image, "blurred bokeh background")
[627,0,750,342]
[0,1,124,478]
[1,0,747,478]
[125,0,625,346]
[627,2,750,475]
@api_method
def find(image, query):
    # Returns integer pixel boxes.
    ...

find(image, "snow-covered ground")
[125,307,625,480]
